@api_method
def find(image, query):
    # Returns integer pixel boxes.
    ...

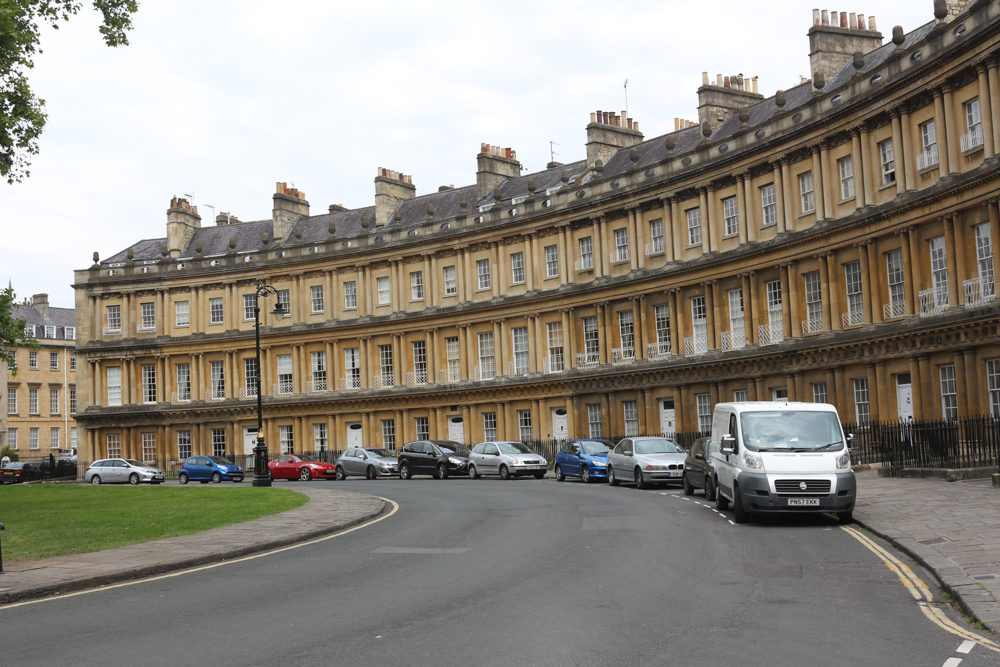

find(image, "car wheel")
[399,462,410,480]
[703,476,717,502]
[366,466,378,480]
[554,464,565,482]
[732,484,749,524]
[581,466,591,483]
[299,468,312,481]
[178,473,189,485]
[716,481,730,510]
[499,465,511,480]
[90,475,102,485]
[837,510,853,525]
[468,464,479,479]
[608,465,619,486]
[336,466,347,481]
[129,473,140,486]
[211,472,222,484]
[682,472,694,495]
[437,463,449,480]
[634,468,647,490]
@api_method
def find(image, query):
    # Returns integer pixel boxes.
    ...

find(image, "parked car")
[85,459,165,485]
[468,441,548,480]
[267,454,337,481]
[682,436,716,500]
[335,448,399,479]
[1,461,43,484]
[178,456,245,484]
[397,440,469,479]
[37,457,77,479]
[607,437,686,489]
[554,439,611,482]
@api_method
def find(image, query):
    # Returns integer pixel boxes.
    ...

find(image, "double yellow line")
[841,525,1000,654]
[1,497,399,611]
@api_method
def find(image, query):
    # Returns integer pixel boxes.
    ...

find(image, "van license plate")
[787,498,820,506]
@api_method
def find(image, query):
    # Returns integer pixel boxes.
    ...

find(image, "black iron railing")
[844,416,1000,475]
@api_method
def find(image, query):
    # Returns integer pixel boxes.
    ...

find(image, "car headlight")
[592,461,606,467]
[509,458,521,465]
[836,452,851,470]
[448,457,463,466]
[645,464,666,471]
[743,451,764,470]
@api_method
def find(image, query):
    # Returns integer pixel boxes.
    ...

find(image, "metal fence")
[844,416,1000,475]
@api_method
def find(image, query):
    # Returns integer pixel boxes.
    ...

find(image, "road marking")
[0,497,400,611]
[942,658,962,667]
[957,641,975,654]
[370,547,469,554]
[841,525,1000,654]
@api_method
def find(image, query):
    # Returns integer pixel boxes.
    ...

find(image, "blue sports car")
[554,439,612,483]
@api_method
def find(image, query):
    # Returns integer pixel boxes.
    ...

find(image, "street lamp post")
[252,280,286,487]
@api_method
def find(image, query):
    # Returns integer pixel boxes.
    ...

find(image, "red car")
[267,454,337,481]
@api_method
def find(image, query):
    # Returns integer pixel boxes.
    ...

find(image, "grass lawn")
[0,485,309,561]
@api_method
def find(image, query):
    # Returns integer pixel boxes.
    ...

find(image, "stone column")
[669,290,681,357]
[820,141,834,220]
[918,355,934,420]
[867,239,882,323]
[601,393,613,437]
[898,229,914,315]
[780,157,794,231]
[834,367,848,419]
[559,224,570,283]
[826,252,841,331]
[899,107,916,192]
[671,197,685,255]
[934,86,952,175]
[564,308,576,368]
[699,187,711,254]
[890,110,906,193]
[772,163,786,233]
[663,197,676,263]
[990,201,1000,281]
[810,149,824,220]
[857,243,872,323]
[628,207,639,270]
[964,349,981,416]
[850,129,865,208]
[735,174,748,244]
[989,59,1000,156]
[461,249,471,302]
[741,273,755,345]
[528,232,539,290]
[779,264,791,338]
[859,125,874,205]
[977,63,996,160]
[953,211,968,305]
[596,303,608,364]
[494,320,504,374]
[593,217,605,278]
[743,176,756,242]
[787,261,801,338]
[943,215,960,307]
[635,295,647,360]
[786,374,797,402]
[954,350,969,418]
[704,282,716,351]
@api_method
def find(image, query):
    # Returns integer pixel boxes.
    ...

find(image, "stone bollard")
[993,473,1000,488]
[0,522,5,573]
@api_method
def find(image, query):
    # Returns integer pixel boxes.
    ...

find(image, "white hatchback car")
[85,459,165,485]
[467,441,548,480]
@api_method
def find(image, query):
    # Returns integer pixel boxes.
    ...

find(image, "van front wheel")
[837,510,853,525]
[732,484,749,524]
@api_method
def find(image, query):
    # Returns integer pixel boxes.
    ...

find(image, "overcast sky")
[3,0,937,308]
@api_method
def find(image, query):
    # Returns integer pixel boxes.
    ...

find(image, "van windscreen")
[740,411,843,452]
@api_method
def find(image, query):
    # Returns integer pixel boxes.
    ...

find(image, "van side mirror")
[721,434,735,443]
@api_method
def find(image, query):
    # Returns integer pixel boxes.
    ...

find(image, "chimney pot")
[702,71,709,85]
[849,12,857,29]
[822,9,829,25]
[858,14,866,30]
[813,8,820,24]
[868,16,876,31]
[840,12,848,28]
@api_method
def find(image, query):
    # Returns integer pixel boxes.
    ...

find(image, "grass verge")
[0,485,308,561]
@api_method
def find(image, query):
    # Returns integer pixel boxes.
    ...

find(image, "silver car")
[335,448,399,479]
[85,459,165,485]
[607,437,686,489]
[468,441,548,480]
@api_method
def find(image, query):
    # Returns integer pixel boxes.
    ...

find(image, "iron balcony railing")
[758,320,784,346]
[474,362,496,381]
[802,317,824,334]
[576,352,600,368]
[439,368,462,383]
[684,334,708,357]
[918,286,949,317]
[373,374,395,390]
[611,347,636,365]
[963,275,996,309]
[609,248,630,265]
[406,371,428,387]
[306,380,331,394]
[883,301,907,320]
[645,238,665,256]
[575,256,594,272]
[340,376,362,392]
[721,318,746,351]
[916,145,939,170]
[543,355,564,374]
[272,380,294,396]
[842,310,865,328]
[960,127,984,153]
[507,361,530,378]
[647,341,671,360]
[171,391,191,404]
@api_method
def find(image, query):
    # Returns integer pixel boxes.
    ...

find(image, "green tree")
[1,1,139,183]
[0,285,38,375]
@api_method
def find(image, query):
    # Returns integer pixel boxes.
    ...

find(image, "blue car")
[554,439,612,483]
[178,455,245,484]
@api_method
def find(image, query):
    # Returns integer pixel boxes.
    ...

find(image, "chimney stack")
[272,182,310,241]
[585,110,644,171]
[476,144,522,201]
[374,168,416,229]
[808,8,883,83]
[698,72,764,127]
[937,0,970,22]
[31,293,49,318]
[166,196,202,257]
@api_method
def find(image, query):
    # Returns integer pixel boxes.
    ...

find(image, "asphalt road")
[2,476,997,667]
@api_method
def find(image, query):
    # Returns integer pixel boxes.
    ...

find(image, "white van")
[709,401,856,524]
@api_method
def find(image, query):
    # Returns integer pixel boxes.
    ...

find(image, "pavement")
[0,486,386,606]
[1,471,999,635]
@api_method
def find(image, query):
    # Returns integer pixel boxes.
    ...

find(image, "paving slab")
[853,469,1000,633]
[0,487,386,605]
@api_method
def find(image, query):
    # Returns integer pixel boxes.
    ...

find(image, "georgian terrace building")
[75,1,1000,463]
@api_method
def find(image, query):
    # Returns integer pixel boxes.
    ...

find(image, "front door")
[347,423,363,447]
[448,417,465,444]
[896,373,913,421]
[243,428,258,457]
[551,408,568,441]
[659,399,675,436]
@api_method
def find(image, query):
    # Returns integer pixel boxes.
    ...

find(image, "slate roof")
[14,302,76,340]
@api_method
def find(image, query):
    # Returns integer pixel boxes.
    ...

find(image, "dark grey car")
[335,448,399,479]
[682,437,716,500]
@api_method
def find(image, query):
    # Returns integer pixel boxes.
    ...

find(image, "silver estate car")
[85,459,165,485]
[335,448,399,479]
[607,437,686,489]
[468,441,548,480]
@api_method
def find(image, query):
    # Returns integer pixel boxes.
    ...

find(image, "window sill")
[837,196,856,206]
[878,178,897,191]
[409,299,425,304]
[175,323,190,329]
[722,233,738,240]
[443,292,457,298]
[610,259,630,266]
[685,244,702,250]
[544,275,560,281]
[376,303,391,308]
[759,222,776,229]
[962,145,984,157]
[343,306,357,312]
[918,164,939,175]
[476,287,492,293]
[310,310,325,315]
[509,281,525,288]
[797,209,816,219]
[208,321,224,327]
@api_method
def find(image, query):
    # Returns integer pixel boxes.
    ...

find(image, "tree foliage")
[0,285,38,375]
[1,0,138,183]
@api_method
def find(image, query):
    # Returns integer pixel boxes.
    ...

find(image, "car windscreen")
[497,442,532,455]
[740,411,843,452]
[634,439,684,454]
[208,456,233,465]
[580,441,611,455]
[124,459,152,468]
[366,449,395,458]
[439,446,470,456]
[295,456,318,462]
